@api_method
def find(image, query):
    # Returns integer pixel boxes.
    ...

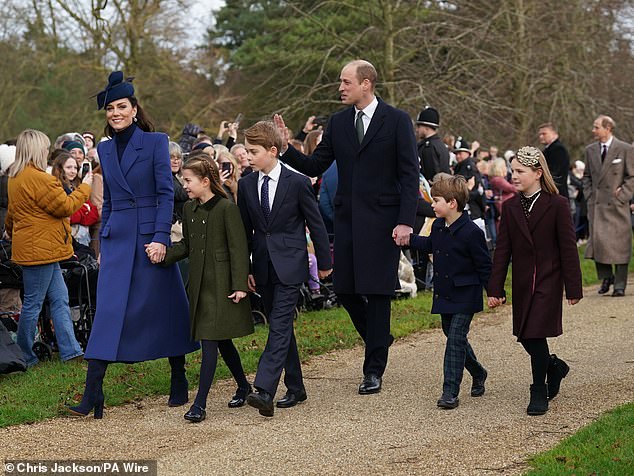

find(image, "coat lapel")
[527,192,551,233]
[120,127,143,177]
[267,165,291,226]
[248,172,267,228]
[508,197,533,245]
[102,138,133,195]
[360,99,386,151]
[599,139,620,183]
[344,107,357,147]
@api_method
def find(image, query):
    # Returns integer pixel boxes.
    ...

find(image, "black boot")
[168,355,189,407]
[68,359,108,419]
[547,354,569,400]
[527,384,548,416]
[228,384,252,408]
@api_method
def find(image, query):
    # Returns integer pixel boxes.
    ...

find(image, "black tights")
[520,338,550,386]
[193,339,250,409]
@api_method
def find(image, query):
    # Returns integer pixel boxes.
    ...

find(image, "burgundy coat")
[488,192,582,339]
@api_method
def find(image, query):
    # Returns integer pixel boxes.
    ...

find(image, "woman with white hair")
[5,129,92,366]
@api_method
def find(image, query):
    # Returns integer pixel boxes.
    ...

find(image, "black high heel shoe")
[228,385,252,408]
[67,360,108,419]
[184,404,206,423]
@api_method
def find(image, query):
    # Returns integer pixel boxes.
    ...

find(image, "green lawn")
[1,243,633,475]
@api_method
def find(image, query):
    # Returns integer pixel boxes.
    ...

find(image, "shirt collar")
[600,136,613,148]
[355,96,378,120]
[258,160,282,183]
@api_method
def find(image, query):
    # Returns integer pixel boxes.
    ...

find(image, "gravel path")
[1,279,633,475]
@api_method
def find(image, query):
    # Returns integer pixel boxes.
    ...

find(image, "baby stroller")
[297,277,338,312]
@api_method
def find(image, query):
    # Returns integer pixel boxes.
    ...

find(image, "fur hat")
[0,144,16,174]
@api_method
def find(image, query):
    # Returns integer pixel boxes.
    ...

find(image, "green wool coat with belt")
[164,195,254,341]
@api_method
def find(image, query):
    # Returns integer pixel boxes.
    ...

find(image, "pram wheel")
[252,310,267,326]
[32,342,52,361]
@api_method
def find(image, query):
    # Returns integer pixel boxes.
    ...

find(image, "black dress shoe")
[358,374,382,395]
[471,369,487,397]
[276,390,307,408]
[612,289,625,297]
[246,390,274,417]
[184,404,206,423]
[598,276,614,294]
[228,386,252,408]
[437,394,459,409]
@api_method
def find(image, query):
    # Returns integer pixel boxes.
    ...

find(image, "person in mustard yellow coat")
[5,129,93,367]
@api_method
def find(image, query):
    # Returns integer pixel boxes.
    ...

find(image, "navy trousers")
[254,262,303,397]
[440,313,485,397]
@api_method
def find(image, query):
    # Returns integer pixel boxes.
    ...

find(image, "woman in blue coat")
[69,72,198,418]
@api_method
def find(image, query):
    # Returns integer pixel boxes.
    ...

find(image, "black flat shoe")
[471,369,487,397]
[437,394,459,409]
[184,405,206,423]
[276,390,307,408]
[246,390,274,417]
[358,374,382,395]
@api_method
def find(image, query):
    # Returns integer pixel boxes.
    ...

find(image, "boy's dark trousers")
[254,261,304,397]
[441,313,485,397]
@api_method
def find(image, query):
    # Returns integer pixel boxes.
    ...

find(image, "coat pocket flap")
[139,223,154,235]
[283,236,307,250]
[453,274,480,287]
[215,250,229,261]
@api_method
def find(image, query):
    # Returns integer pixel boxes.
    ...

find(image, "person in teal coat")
[159,153,254,423]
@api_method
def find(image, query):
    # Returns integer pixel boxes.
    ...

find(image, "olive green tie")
[355,110,365,143]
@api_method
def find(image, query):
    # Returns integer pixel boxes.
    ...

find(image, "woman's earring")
[133,116,138,122]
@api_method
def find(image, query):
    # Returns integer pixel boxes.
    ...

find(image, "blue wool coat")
[84,127,198,362]
[410,213,492,314]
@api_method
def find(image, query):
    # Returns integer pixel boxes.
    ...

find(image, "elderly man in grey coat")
[583,115,634,297]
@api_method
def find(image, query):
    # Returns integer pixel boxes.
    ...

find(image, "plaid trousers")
[441,313,485,397]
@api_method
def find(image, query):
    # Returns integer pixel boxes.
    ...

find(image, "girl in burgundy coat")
[488,146,582,416]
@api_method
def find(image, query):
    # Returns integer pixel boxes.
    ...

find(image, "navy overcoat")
[281,98,419,295]
[85,127,198,361]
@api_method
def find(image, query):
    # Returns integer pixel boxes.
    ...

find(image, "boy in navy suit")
[406,174,491,409]
[237,121,332,417]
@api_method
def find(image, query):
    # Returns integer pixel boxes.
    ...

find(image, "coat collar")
[344,97,388,151]
[100,138,133,195]
[267,164,292,225]
[119,126,144,177]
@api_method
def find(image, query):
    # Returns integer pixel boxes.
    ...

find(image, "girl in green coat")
[156,154,254,423]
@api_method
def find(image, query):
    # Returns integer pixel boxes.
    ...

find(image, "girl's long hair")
[51,151,80,191]
[182,153,227,199]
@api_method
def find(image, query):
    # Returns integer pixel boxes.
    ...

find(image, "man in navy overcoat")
[276,60,419,394]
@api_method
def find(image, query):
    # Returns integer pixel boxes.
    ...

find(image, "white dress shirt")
[257,160,282,211]
[354,96,378,134]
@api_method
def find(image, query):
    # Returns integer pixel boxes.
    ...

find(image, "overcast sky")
[189,0,225,40]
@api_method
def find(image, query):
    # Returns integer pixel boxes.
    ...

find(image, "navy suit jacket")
[410,213,491,314]
[281,98,419,295]
[237,164,331,286]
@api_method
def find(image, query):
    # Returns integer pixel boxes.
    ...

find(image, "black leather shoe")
[612,289,625,297]
[598,276,614,294]
[276,390,307,408]
[358,374,382,395]
[246,390,274,417]
[471,369,488,397]
[183,404,206,423]
[437,394,459,409]
[228,386,252,408]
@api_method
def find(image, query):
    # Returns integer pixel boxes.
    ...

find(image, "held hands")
[273,114,290,154]
[228,290,247,303]
[487,296,506,308]
[318,268,333,279]
[144,242,166,264]
[392,225,413,247]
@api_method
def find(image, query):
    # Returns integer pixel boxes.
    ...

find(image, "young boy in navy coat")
[237,121,332,417]
[406,174,492,409]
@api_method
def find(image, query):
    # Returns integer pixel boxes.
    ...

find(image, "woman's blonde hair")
[489,158,508,178]
[8,129,51,177]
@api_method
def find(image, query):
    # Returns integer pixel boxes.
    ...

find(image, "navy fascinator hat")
[96,71,135,110]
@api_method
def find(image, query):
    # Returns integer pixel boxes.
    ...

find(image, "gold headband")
[515,146,541,167]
